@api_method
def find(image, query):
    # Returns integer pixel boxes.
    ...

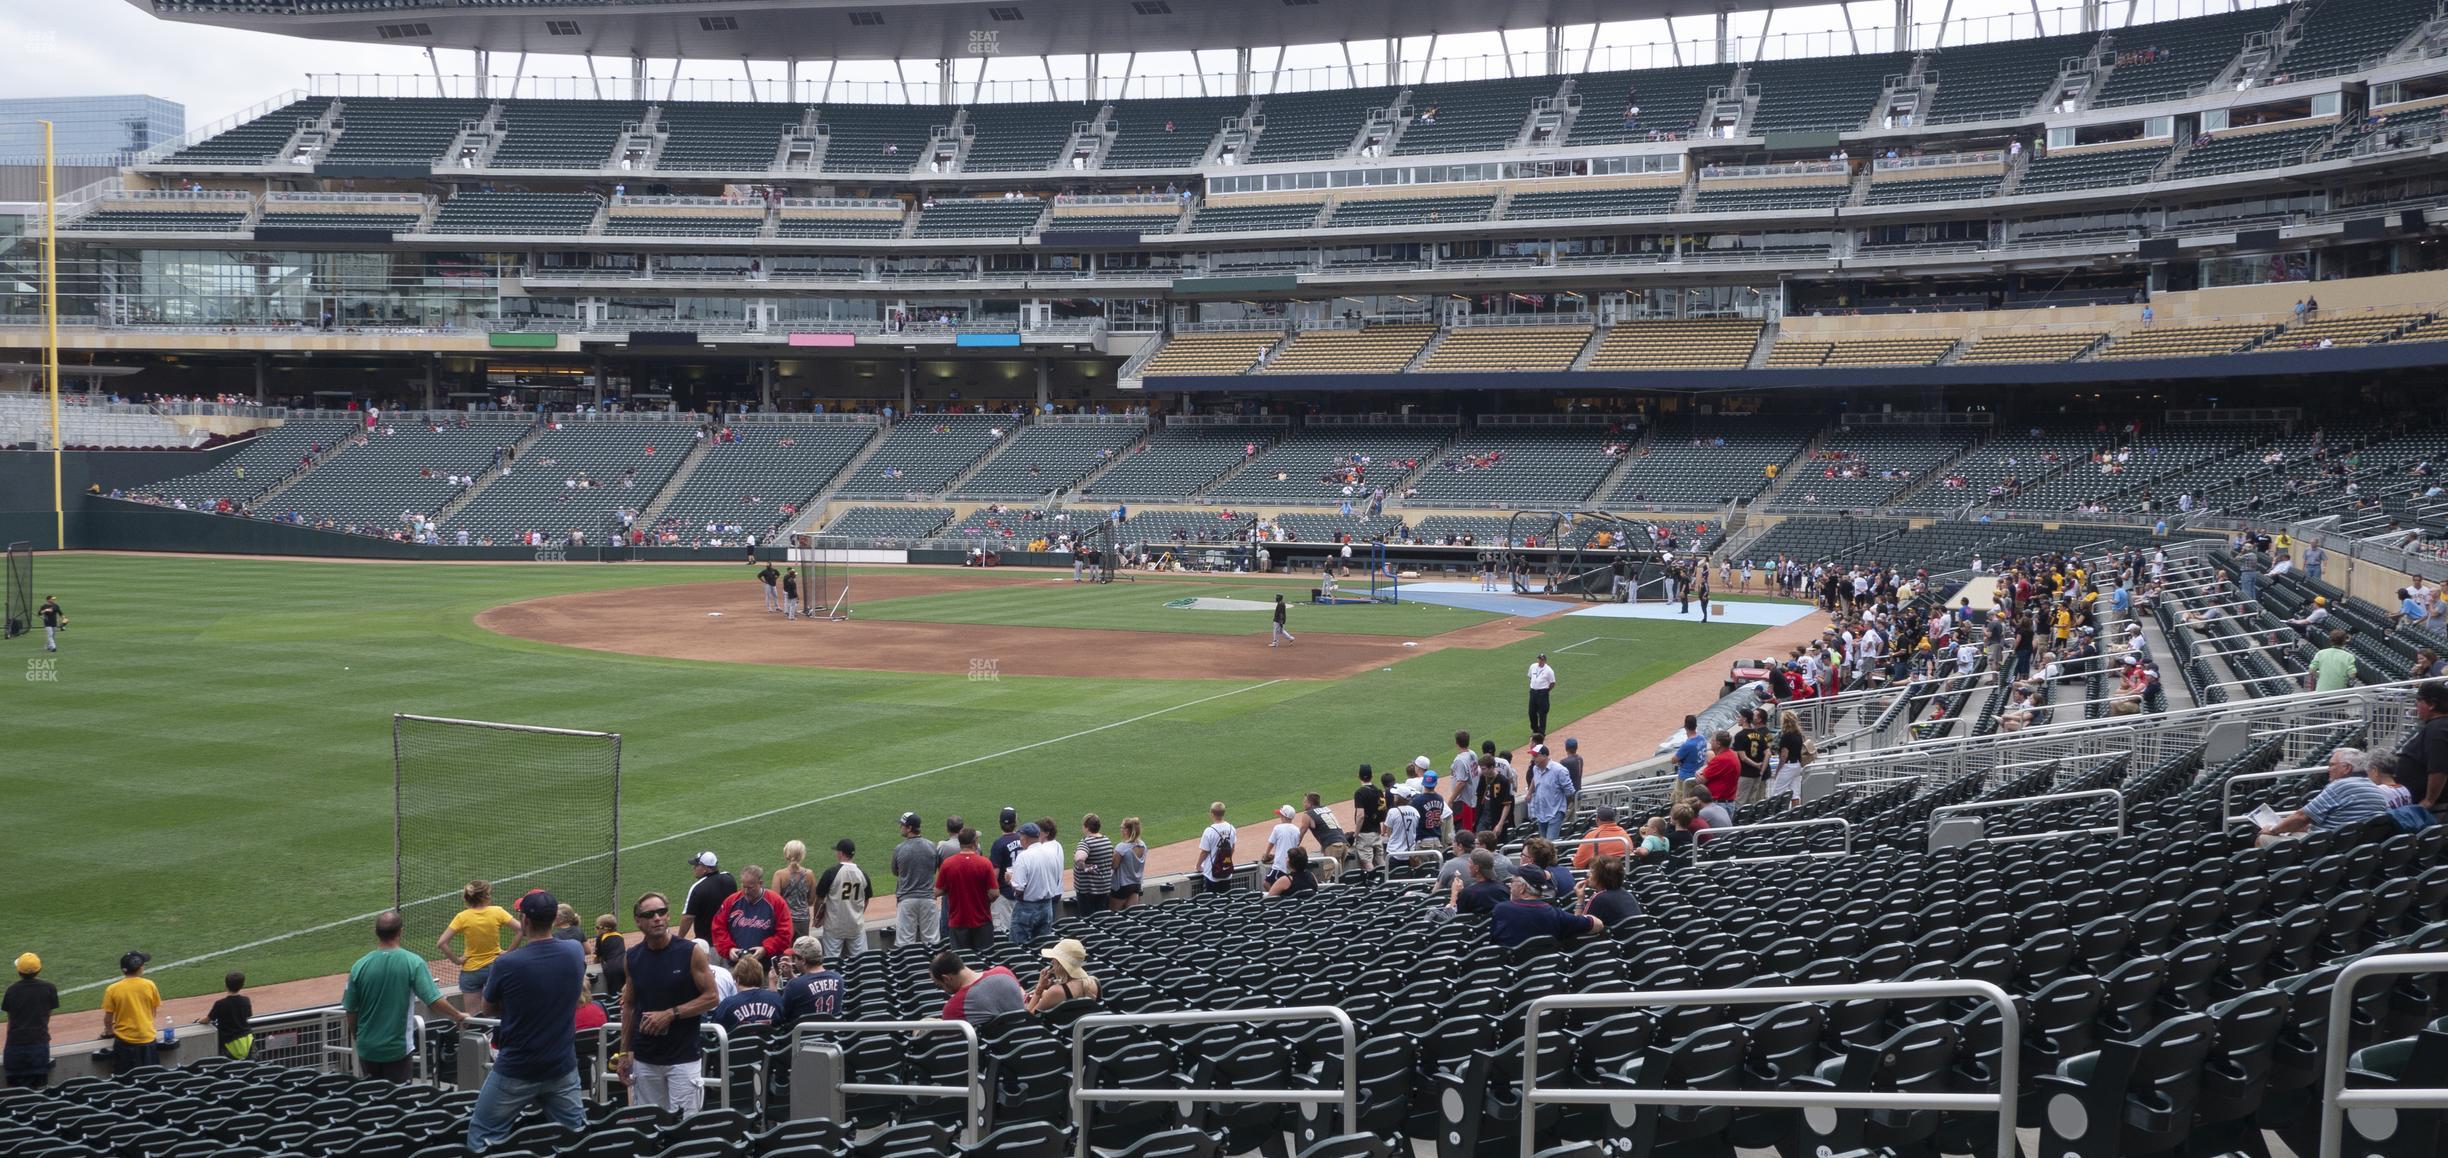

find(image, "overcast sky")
[0,0,2274,135]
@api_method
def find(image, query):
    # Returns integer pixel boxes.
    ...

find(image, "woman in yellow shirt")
[435,880,519,1015]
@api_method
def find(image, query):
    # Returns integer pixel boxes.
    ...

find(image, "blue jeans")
[2240,572,2260,603]
[1535,813,1564,841]
[2307,564,2323,583]
[468,1065,585,1151]
[1009,898,1055,945]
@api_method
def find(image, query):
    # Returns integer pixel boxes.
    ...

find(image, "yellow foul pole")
[43,121,62,550]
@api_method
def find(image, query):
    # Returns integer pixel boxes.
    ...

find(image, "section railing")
[790,1019,983,1145]
[1521,980,2021,1158]
[1068,1005,1356,1158]
[1927,787,2125,851]
[2319,952,2448,1158]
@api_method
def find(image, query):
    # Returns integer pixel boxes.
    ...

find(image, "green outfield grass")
[4,554,1763,1011]
[857,576,1502,636]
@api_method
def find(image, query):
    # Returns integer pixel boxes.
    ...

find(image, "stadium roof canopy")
[130,0,1785,61]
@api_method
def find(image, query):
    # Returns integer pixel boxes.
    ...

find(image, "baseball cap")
[688,851,718,869]
[1514,865,1552,890]
[14,953,37,975]
[1277,805,1297,819]
[999,806,1019,826]
[1533,744,1550,756]
[517,889,559,923]
[1423,772,1439,788]
[834,838,857,855]
[1019,822,1043,838]
[1413,756,1432,771]
[120,950,150,973]
[901,811,923,829]
[1565,738,1578,751]
[1594,805,1618,822]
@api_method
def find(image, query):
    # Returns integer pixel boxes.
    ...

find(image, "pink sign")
[787,332,857,348]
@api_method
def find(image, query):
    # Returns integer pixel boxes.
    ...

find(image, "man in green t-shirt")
[342,911,466,1081]
[2309,629,2360,693]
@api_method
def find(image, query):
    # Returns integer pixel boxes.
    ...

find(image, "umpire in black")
[39,596,64,653]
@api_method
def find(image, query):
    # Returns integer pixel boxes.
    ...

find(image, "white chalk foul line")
[61,677,1288,995]
[1554,636,1644,653]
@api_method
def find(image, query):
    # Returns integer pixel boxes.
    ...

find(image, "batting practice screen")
[392,714,622,941]
[4,541,27,640]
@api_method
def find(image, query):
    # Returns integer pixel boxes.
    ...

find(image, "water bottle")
[160,1019,176,1045]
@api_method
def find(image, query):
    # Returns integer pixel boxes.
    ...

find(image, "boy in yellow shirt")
[99,951,162,1077]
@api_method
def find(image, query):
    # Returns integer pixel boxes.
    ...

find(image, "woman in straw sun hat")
[1026,939,1099,1015]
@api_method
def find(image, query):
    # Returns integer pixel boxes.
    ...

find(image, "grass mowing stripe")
[58,675,1287,997]
[10,555,1752,1007]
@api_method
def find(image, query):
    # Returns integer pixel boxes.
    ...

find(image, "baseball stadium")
[3,0,2448,1151]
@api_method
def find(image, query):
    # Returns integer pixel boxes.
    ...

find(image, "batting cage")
[3,541,27,640]
[1071,517,1123,584]
[392,715,622,940]
[787,533,854,620]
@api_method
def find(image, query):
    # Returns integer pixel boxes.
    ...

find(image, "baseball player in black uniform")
[39,596,64,652]
[781,570,801,620]
[757,563,781,612]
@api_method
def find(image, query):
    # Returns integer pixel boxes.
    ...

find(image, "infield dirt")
[477,571,1554,680]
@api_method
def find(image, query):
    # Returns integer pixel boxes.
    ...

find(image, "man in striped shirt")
[2259,747,2391,845]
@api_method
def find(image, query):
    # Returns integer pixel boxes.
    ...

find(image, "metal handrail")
[2220,763,2332,821]
[1069,1005,1357,1158]
[1693,816,1853,860]
[2320,952,2448,1158]
[1520,980,2022,1158]
[1928,788,2125,849]
[789,1019,983,1144]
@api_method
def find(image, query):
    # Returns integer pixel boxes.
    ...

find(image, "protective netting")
[392,715,621,951]
[5,541,29,640]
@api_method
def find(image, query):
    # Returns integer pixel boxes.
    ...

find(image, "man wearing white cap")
[1264,806,1303,886]
[680,852,736,943]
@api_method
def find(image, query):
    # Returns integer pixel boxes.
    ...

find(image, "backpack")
[1206,824,1236,877]
[2391,804,2438,833]
[1799,738,1820,766]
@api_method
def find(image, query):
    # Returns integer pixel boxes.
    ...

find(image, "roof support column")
[1386,37,1400,86]
[1499,29,1515,77]
[938,58,955,103]
[1934,0,1957,47]
[1895,0,1912,52]
[1420,33,1439,84]
[473,49,489,98]
[1582,23,1601,71]
[822,59,838,103]
[2082,0,2099,33]
[1546,25,1564,74]
[1084,53,1099,102]
[742,58,759,101]
[427,47,448,97]
[786,59,798,102]
[1841,5,1861,56]
[1667,16,1685,65]
[507,51,527,99]
[584,55,603,100]
[665,53,686,103]
[1234,47,1251,98]
[1118,52,1137,100]
[1340,41,1359,89]
[2028,0,2046,38]
[630,52,647,102]
[1715,10,1732,66]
